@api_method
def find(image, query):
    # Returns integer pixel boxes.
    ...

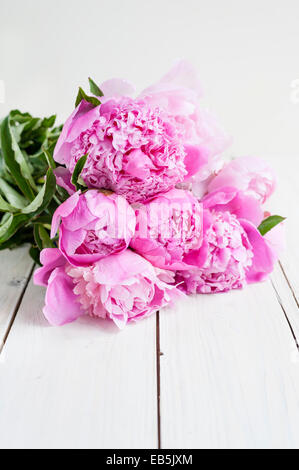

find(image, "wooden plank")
[159,280,299,449]
[0,246,33,350]
[0,276,158,449]
[271,264,299,343]
[267,154,299,304]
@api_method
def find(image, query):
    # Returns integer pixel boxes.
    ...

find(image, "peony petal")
[60,194,95,232]
[183,144,209,180]
[203,187,264,226]
[240,219,276,283]
[100,78,135,98]
[34,248,66,287]
[51,192,80,238]
[264,220,286,260]
[60,227,86,255]
[208,156,277,203]
[43,266,83,326]
[54,167,76,196]
[124,149,156,180]
[94,250,155,285]
[54,100,99,165]
[141,59,203,100]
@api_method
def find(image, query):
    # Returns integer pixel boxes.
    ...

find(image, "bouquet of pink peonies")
[0,61,285,328]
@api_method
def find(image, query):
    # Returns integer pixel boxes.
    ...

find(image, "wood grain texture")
[159,280,299,449]
[0,155,297,449]
[0,246,33,350]
[0,276,158,449]
[268,154,299,305]
[271,264,299,343]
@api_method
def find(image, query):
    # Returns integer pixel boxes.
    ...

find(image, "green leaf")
[0,177,27,209]
[0,213,30,243]
[88,77,104,97]
[21,168,56,216]
[31,215,52,225]
[10,123,37,190]
[0,228,33,251]
[75,87,101,108]
[29,245,41,265]
[38,225,54,248]
[56,185,71,203]
[0,116,36,200]
[0,194,18,213]
[41,115,56,128]
[71,154,87,191]
[258,215,286,236]
[33,224,43,251]
[10,110,32,123]
[43,147,56,170]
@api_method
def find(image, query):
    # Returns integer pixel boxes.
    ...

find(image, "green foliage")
[71,154,88,191]
[0,109,63,259]
[75,87,101,108]
[88,77,104,97]
[258,215,286,236]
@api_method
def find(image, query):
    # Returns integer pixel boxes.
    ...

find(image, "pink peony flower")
[51,190,136,267]
[201,186,264,226]
[208,156,276,203]
[140,60,231,183]
[176,210,254,293]
[130,189,203,270]
[175,187,282,294]
[54,98,189,203]
[54,61,230,203]
[34,249,182,329]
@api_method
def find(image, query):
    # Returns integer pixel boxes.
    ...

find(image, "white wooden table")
[0,155,298,449]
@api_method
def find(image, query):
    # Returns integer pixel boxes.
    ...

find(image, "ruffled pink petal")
[124,149,156,180]
[93,250,155,285]
[208,156,277,203]
[84,192,136,245]
[59,226,115,267]
[203,187,264,226]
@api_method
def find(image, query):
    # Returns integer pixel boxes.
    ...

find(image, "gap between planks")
[279,262,299,310]
[270,261,299,349]
[2,257,297,448]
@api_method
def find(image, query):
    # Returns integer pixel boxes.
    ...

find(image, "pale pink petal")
[240,219,276,283]
[50,192,80,238]
[94,250,154,285]
[183,144,209,180]
[43,266,83,326]
[203,187,264,226]
[34,248,66,287]
[100,78,135,98]
[208,156,277,203]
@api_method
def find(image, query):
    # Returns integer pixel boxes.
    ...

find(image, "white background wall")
[1,0,298,158]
